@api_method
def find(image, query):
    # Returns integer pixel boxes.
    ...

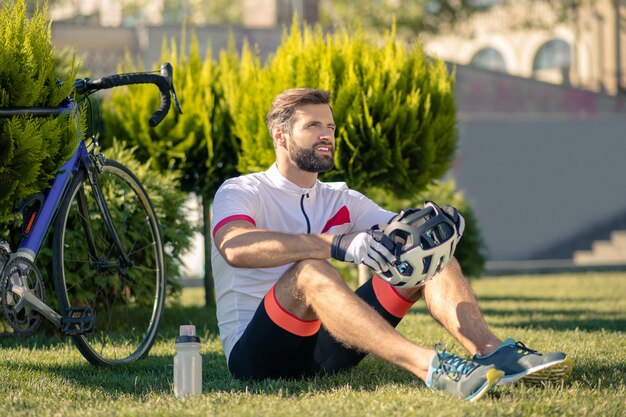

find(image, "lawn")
[1,272,625,416]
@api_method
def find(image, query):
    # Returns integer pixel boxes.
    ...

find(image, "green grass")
[2,272,625,416]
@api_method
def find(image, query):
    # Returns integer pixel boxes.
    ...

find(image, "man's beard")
[288,140,335,173]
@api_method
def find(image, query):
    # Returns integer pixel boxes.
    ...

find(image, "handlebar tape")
[74,73,171,127]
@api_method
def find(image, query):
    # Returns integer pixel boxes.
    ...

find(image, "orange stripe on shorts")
[264,285,321,337]
[372,275,415,318]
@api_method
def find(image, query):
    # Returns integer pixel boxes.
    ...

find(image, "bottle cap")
[176,324,201,343]
[180,325,196,336]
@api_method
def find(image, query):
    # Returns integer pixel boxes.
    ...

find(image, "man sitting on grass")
[211,88,573,402]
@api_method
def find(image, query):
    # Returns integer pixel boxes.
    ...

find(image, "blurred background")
[31,0,626,275]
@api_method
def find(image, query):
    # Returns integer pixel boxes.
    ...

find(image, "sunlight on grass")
[2,272,625,416]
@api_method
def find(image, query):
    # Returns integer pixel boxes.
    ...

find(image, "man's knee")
[437,257,465,281]
[294,259,339,278]
[274,259,342,320]
[292,259,343,288]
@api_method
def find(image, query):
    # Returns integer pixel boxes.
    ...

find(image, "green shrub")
[98,20,483,293]
[0,2,192,326]
[102,34,239,197]
[89,139,195,294]
[0,0,81,222]
[224,21,457,197]
[101,33,241,305]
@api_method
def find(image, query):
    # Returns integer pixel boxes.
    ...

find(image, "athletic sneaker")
[426,343,504,402]
[473,338,573,385]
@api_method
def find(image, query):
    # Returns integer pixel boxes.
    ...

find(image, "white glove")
[331,230,396,272]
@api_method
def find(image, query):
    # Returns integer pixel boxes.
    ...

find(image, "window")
[533,39,571,71]
[470,47,507,73]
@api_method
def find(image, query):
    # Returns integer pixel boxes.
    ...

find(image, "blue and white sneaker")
[473,338,573,385]
[426,343,503,402]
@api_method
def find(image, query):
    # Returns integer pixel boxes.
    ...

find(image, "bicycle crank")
[1,256,61,335]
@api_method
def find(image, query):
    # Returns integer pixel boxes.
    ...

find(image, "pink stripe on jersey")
[321,205,351,233]
[212,214,256,237]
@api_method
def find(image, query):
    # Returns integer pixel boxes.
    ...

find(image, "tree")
[228,20,458,197]
[102,33,240,306]
[319,0,603,40]
[320,0,485,39]
[0,0,80,223]
[104,20,488,305]
[225,20,481,281]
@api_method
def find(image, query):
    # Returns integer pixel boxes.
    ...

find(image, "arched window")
[470,47,507,73]
[533,39,571,71]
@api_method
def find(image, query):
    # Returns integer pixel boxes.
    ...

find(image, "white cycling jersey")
[211,163,394,359]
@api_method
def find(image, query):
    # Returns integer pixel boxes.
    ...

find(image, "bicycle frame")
[18,140,86,262]
[9,136,128,329]
[1,63,178,363]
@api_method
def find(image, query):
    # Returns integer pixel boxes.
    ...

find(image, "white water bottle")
[174,324,202,397]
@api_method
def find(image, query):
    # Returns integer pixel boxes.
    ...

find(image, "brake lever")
[171,83,183,115]
[160,62,183,115]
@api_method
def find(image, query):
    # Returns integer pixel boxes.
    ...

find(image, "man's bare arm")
[214,220,334,268]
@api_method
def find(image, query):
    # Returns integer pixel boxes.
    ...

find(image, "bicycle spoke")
[128,241,156,257]
[53,160,164,365]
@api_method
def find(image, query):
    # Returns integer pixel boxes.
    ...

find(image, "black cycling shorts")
[227,275,415,380]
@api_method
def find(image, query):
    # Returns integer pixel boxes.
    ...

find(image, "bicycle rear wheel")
[53,159,165,365]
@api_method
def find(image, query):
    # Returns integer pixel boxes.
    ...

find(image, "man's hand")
[331,230,396,272]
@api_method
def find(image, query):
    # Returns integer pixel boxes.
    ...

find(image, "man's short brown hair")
[265,88,331,135]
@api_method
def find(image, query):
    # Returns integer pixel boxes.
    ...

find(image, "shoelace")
[434,343,478,382]
[513,341,539,355]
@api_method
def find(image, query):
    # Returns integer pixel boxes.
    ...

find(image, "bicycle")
[0,62,182,365]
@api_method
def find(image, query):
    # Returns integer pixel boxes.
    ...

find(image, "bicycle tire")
[52,159,165,365]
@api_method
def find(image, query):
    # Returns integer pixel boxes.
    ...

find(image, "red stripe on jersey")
[212,214,256,237]
[321,205,351,234]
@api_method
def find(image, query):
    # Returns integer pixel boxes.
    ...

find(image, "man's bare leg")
[400,259,573,386]
[411,259,502,356]
[273,259,434,381]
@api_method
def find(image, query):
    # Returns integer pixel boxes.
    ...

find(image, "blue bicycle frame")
[5,128,90,328]
[18,140,87,262]
[1,62,179,362]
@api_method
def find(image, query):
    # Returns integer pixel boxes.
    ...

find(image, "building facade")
[49,0,319,28]
[425,0,626,96]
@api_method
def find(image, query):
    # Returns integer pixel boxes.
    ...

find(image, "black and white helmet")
[378,201,464,288]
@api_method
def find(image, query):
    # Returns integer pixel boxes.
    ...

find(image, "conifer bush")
[103,34,238,198]
[0,2,191,323]
[101,20,485,293]
[102,33,240,304]
[225,22,458,198]
[223,22,484,274]
[0,0,80,222]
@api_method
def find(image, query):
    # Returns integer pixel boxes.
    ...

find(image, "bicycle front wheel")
[53,159,165,365]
